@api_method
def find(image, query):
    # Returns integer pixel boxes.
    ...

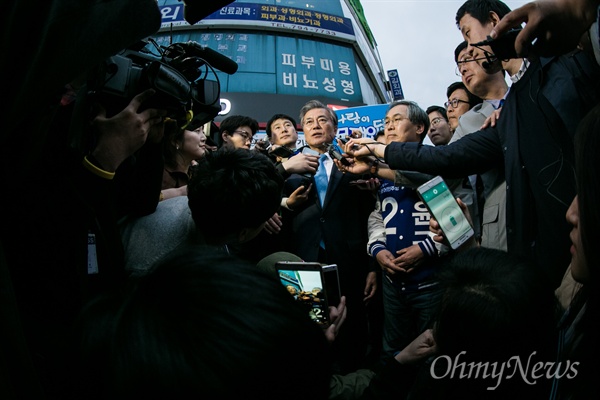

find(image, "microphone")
[482,61,491,70]
[185,41,239,75]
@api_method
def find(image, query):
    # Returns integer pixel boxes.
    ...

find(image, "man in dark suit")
[281,100,378,373]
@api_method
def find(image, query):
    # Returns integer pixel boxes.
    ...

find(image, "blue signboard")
[334,104,388,139]
[387,69,404,100]
[159,2,354,37]
[276,37,361,102]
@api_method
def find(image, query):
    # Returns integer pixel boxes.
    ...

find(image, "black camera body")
[87,40,231,128]
[472,28,522,61]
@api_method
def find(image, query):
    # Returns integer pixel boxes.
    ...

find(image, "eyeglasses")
[444,99,470,109]
[383,115,408,128]
[303,116,330,128]
[232,130,253,142]
[430,117,445,127]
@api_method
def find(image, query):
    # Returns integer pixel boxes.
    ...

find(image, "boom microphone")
[185,41,238,75]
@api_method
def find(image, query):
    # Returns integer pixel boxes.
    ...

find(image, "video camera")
[86,38,238,129]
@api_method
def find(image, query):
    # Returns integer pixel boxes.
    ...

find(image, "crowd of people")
[2,0,600,399]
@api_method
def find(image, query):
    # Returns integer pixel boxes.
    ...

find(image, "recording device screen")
[276,262,340,327]
[417,176,474,250]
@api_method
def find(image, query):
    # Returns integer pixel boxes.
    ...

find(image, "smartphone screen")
[276,262,330,327]
[418,176,474,250]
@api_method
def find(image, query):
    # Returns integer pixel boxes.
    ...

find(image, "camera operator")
[1,74,167,399]
[1,1,165,397]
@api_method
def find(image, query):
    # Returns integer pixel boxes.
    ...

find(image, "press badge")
[87,232,99,274]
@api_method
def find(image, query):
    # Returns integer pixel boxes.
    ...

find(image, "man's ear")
[221,131,230,143]
[489,11,501,27]
[416,123,425,136]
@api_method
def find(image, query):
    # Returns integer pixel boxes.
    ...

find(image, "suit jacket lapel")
[322,165,343,210]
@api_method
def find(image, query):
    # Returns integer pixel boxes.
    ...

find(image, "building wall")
[155,0,390,130]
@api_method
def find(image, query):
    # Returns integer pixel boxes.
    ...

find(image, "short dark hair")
[426,247,558,397]
[218,115,259,146]
[266,113,297,137]
[187,148,283,244]
[426,106,448,121]
[76,247,331,399]
[446,81,483,109]
[455,0,512,28]
[454,40,468,63]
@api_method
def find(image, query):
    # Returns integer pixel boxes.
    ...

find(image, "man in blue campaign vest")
[366,100,442,359]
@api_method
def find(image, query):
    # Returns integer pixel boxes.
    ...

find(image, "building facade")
[155,0,391,141]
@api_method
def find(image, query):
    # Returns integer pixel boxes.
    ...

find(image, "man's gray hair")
[299,100,338,129]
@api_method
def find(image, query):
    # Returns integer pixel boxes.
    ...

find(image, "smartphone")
[349,179,368,186]
[472,28,522,60]
[270,145,294,158]
[417,175,474,250]
[275,261,341,327]
[321,264,341,307]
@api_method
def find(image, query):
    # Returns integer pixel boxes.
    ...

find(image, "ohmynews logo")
[430,351,578,390]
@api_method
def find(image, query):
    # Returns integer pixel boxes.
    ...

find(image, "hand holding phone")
[324,295,346,343]
[275,262,341,327]
[417,176,474,250]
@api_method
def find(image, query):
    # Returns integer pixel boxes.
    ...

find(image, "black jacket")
[384,50,600,289]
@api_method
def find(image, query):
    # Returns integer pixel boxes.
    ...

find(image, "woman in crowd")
[160,121,208,200]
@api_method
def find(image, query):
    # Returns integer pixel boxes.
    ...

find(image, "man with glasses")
[366,100,442,361]
[451,40,509,251]
[218,115,258,150]
[281,99,378,374]
[445,80,482,132]
[425,106,453,146]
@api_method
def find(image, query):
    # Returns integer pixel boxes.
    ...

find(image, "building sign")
[159,3,355,40]
[154,31,363,103]
[277,37,361,102]
[387,69,404,100]
[335,104,388,139]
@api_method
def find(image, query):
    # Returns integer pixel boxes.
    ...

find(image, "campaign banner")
[334,104,388,139]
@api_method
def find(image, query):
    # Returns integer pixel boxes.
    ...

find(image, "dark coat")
[384,50,600,289]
